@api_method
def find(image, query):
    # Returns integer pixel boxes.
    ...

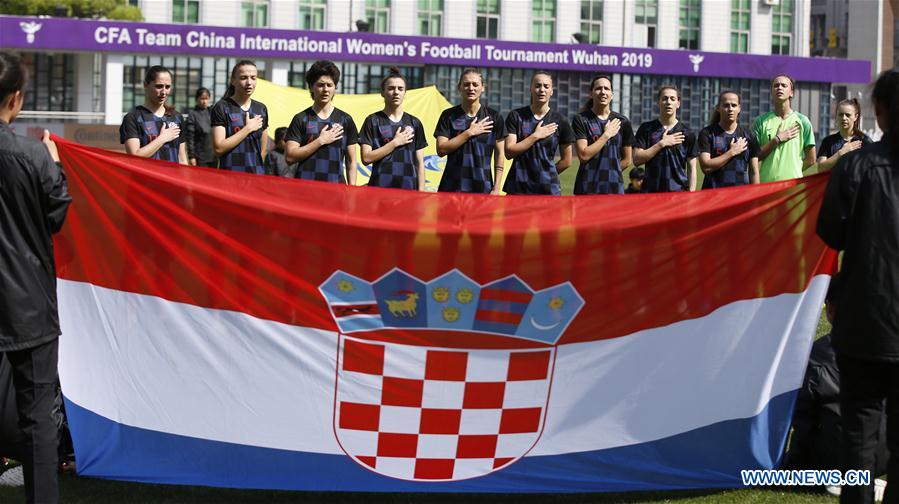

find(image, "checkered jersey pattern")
[210,98,269,174]
[502,107,575,196]
[698,124,759,189]
[285,107,358,184]
[634,119,697,193]
[335,335,553,481]
[571,110,634,195]
[434,105,505,194]
[118,106,184,163]
[818,132,873,159]
[360,112,427,190]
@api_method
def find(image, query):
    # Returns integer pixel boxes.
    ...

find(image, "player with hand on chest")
[433,68,506,194]
[210,60,269,173]
[633,86,697,192]
[285,60,358,184]
[503,71,575,195]
[359,67,427,190]
[571,75,634,195]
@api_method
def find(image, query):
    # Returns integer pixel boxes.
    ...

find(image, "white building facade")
[2,0,869,143]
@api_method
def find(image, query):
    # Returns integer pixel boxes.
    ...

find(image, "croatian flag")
[53,137,835,492]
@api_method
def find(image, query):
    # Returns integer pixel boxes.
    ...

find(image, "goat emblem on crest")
[385,291,419,317]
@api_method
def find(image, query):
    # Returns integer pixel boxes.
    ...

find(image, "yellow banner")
[255,79,453,190]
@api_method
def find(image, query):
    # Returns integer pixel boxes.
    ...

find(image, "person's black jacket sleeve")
[185,110,199,160]
[0,122,72,351]
[817,154,858,251]
[45,160,70,234]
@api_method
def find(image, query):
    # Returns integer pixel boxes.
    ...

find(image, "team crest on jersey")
[521,122,534,138]
[713,137,727,155]
[319,269,584,482]
[588,121,603,141]
[143,122,159,136]
[379,124,395,143]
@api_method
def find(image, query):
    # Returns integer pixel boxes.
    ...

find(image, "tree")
[0,0,143,21]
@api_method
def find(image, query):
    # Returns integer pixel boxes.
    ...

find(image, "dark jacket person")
[185,87,215,167]
[816,69,899,504]
[0,52,71,504]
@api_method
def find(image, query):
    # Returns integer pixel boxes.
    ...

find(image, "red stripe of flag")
[479,289,532,304]
[333,304,380,318]
[475,309,523,325]
[52,136,837,346]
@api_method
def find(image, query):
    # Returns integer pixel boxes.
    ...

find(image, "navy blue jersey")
[698,124,760,189]
[119,105,184,163]
[359,111,427,190]
[634,119,698,193]
[434,105,506,193]
[503,107,575,196]
[210,97,269,174]
[818,132,874,159]
[571,110,634,195]
[285,107,358,184]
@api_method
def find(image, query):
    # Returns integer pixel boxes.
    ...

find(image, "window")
[730,0,750,53]
[809,13,825,54]
[172,0,199,23]
[476,0,500,39]
[417,0,443,36]
[771,0,793,55]
[289,62,424,94]
[678,0,700,50]
[532,0,556,43]
[124,56,203,114]
[241,0,268,28]
[423,65,831,150]
[298,0,326,30]
[17,52,74,112]
[580,0,602,44]
[123,57,268,114]
[366,0,390,33]
[635,0,658,47]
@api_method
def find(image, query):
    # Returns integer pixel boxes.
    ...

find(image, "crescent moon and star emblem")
[530,296,565,331]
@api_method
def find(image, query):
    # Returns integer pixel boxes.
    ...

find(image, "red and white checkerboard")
[333,334,555,481]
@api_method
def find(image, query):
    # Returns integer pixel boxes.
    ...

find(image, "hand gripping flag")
[52,136,837,493]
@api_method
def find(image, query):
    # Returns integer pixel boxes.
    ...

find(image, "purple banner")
[1,15,871,83]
